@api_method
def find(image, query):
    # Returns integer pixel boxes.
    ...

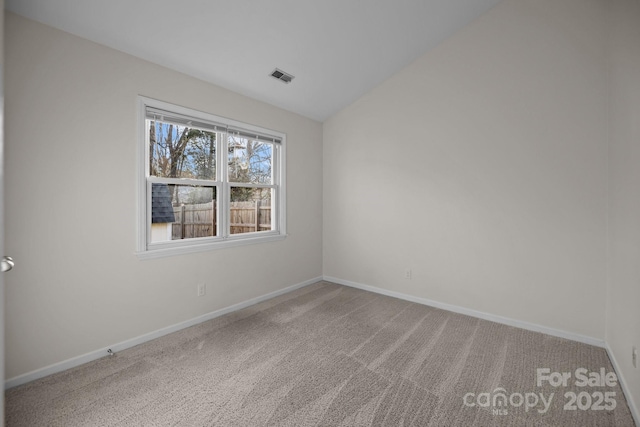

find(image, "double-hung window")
[137,97,286,258]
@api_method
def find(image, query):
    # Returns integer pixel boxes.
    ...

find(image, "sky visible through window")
[149,121,272,187]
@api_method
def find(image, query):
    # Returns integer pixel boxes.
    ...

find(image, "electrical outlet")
[404,269,412,279]
[197,283,206,297]
[633,346,637,368]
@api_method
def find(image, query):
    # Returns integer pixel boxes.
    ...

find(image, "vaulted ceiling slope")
[6,0,502,121]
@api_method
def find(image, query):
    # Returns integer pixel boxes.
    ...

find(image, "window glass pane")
[149,120,217,180]
[150,184,217,243]
[227,134,272,184]
[229,187,273,235]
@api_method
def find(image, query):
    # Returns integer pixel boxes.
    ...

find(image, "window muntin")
[138,97,286,257]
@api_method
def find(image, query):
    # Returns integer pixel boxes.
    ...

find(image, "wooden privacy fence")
[229,200,272,235]
[171,200,271,239]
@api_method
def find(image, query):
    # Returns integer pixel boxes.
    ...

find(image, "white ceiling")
[5,0,501,122]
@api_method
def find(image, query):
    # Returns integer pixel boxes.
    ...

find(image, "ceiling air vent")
[270,68,294,84]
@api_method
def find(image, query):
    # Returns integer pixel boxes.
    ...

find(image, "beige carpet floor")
[5,281,636,426]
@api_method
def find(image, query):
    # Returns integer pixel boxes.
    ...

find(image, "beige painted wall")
[324,0,609,339]
[4,12,323,379]
[607,0,640,417]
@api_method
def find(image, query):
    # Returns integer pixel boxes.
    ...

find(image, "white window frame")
[136,96,286,259]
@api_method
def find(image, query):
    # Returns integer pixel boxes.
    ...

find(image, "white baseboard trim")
[4,276,323,390]
[323,276,605,348]
[605,343,640,427]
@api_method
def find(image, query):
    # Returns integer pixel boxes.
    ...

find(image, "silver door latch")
[1,256,14,272]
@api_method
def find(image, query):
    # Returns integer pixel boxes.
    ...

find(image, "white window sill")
[136,233,287,260]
